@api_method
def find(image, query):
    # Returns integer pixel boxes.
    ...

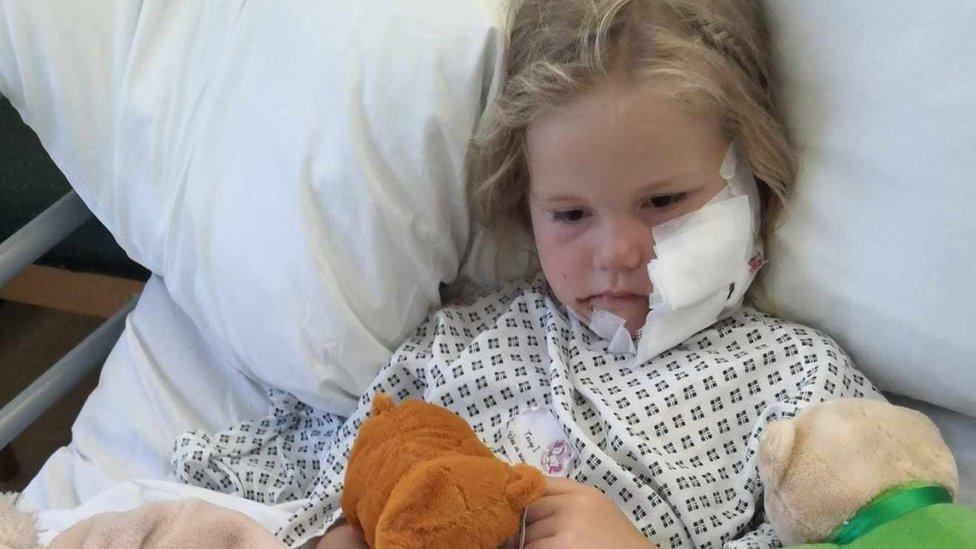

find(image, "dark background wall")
[0,96,149,281]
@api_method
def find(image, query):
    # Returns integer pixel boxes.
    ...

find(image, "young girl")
[173,1,880,547]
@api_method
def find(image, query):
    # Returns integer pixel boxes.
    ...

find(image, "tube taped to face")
[574,142,763,360]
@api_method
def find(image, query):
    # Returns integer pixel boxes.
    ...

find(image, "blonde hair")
[469,0,796,248]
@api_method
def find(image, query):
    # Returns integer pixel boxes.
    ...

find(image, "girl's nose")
[593,219,653,272]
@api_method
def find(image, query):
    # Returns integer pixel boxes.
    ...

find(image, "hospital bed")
[1,0,974,543]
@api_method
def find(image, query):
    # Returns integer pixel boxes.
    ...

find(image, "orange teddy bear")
[341,394,546,549]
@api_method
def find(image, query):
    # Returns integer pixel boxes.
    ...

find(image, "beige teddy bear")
[758,398,976,548]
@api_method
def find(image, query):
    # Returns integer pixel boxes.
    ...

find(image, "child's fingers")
[524,494,562,523]
[529,476,603,522]
[522,516,560,547]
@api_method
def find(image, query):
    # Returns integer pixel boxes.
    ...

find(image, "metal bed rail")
[0,191,138,451]
[0,191,91,288]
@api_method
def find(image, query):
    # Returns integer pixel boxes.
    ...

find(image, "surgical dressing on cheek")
[648,195,752,310]
[633,142,763,364]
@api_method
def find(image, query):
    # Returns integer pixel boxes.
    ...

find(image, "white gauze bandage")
[571,142,763,359]
[635,141,763,362]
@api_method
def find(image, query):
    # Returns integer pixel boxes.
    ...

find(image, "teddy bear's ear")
[505,464,546,509]
[371,393,395,416]
[758,419,796,488]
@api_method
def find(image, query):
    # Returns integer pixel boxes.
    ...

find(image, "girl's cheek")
[541,227,589,270]
[546,220,589,247]
[536,231,586,282]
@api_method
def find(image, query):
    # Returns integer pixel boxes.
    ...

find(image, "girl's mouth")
[578,292,648,310]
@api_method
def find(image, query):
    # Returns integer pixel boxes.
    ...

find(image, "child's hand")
[315,519,368,549]
[520,476,659,549]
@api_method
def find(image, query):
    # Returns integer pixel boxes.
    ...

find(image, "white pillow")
[0,0,530,414]
[763,1,976,417]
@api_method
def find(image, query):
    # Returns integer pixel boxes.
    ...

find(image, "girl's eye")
[644,193,688,210]
[551,209,588,224]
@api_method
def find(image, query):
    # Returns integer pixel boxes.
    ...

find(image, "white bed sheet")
[19,275,272,512]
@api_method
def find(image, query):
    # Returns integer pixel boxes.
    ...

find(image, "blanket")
[1,493,285,549]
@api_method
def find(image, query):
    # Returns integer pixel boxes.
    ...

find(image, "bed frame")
[0,191,138,473]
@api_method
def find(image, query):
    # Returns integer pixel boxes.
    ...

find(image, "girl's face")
[526,80,729,335]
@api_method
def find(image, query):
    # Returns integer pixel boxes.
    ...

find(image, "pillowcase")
[762,1,976,417]
[0,0,533,414]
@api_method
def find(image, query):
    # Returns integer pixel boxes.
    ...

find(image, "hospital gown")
[172,275,881,548]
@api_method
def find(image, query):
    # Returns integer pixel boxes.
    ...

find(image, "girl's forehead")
[526,82,728,197]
